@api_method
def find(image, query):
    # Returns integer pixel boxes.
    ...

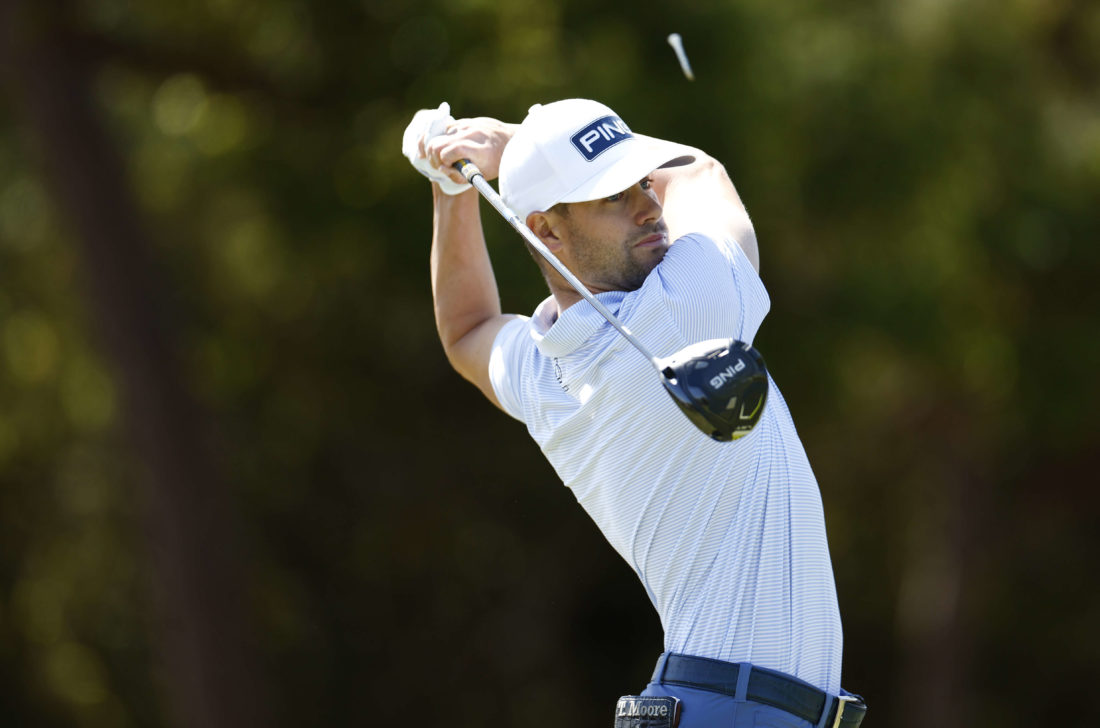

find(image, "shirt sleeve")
[655,232,771,345]
[488,316,531,421]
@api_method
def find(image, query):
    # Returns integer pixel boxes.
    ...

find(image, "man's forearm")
[430,184,501,360]
[655,151,759,272]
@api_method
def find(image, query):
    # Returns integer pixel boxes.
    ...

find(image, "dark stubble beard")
[567,220,670,293]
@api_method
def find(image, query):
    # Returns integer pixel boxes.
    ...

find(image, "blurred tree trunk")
[893,414,988,728]
[0,2,270,727]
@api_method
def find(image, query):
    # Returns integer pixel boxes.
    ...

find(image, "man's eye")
[605,191,624,202]
[640,178,653,190]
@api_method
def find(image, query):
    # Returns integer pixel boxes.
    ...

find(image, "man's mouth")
[635,232,666,249]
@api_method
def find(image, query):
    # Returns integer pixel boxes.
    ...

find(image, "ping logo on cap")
[570,115,632,161]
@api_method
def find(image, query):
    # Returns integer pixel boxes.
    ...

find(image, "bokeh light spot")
[192,93,250,156]
[3,311,60,384]
[43,642,109,707]
[0,177,51,252]
[60,357,117,432]
[132,139,193,212]
[12,577,66,644]
[152,74,209,137]
[222,216,284,298]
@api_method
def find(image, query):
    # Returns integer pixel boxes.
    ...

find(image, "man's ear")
[526,211,564,252]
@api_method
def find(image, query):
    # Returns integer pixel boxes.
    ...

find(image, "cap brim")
[556,136,695,207]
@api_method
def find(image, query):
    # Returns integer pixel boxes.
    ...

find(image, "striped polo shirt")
[488,232,842,693]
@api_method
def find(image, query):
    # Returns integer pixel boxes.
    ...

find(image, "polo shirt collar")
[530,291,627,358]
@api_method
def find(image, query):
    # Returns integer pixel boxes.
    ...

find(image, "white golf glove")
[401,102,471,195]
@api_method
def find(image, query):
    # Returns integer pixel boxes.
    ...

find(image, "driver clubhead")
[660,339,769,442]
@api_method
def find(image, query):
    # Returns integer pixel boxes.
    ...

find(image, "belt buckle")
[831,695,857,728]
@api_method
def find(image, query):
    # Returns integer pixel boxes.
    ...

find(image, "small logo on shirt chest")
[553,357,569,392]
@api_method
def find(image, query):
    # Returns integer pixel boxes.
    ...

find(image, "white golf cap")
[499,99,694,224]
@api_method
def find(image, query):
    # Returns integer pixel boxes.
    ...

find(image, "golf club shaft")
[454,159,663,371]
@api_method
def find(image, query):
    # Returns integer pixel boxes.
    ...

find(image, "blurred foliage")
[0,0,1098,726]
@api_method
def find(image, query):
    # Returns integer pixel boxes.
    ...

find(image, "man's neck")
[551,286,582,314]
[549,277,618,314]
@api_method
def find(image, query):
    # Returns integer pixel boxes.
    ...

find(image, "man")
[403,99,866,728]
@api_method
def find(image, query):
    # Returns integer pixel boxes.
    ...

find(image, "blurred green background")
[1,0,1098,726]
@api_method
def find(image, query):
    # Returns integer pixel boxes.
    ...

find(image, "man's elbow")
[440,340,475,381]
[438,327,474,377]
[436,313,508,387]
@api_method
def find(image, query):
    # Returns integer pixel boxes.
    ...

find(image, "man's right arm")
[430,183,518,411]
[425,117,519,412]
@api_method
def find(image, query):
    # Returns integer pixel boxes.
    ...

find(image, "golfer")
[403,99,866,728]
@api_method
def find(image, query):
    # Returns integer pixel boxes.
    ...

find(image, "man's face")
[554,177,669,293]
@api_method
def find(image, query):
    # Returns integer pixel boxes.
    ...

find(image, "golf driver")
[453,159,768,442]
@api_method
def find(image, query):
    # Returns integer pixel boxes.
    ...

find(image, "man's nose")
[634,186,662,225]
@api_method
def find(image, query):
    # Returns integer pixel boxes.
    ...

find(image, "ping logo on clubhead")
[570,115,632,160]
[709,359,746,390]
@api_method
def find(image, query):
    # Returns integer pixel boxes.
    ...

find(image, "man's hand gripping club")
[402,102,515,190]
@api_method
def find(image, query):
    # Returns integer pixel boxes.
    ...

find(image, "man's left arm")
[650,149,760,273]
